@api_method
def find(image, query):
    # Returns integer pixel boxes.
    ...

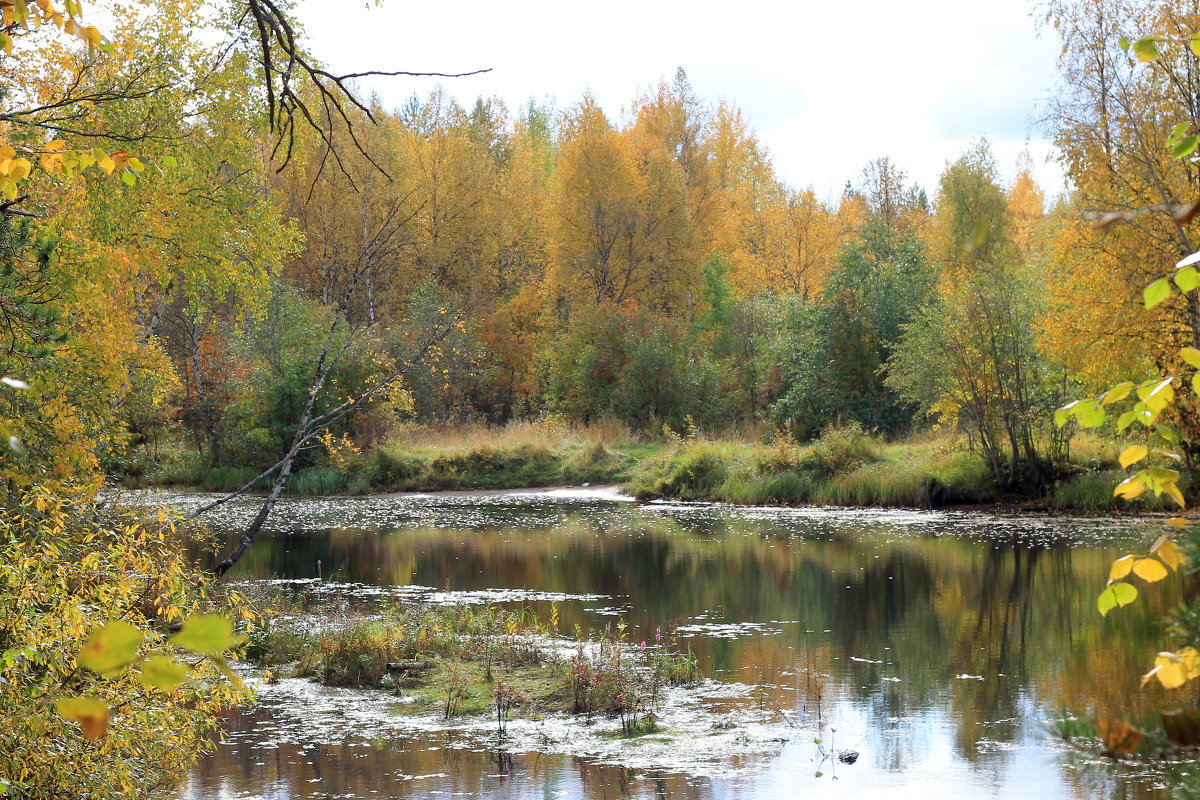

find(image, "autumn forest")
[8,0,1200,797]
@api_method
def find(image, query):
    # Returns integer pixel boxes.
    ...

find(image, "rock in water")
[837,750,859,764]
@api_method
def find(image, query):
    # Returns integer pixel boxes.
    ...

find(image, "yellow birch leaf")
[1100,382,1134,405]
[1119,445,1149,469]
[137,656,188,691]
[77,620,142,676]
[96,156,114,175]
[1109,554,1136,581]
[1154,540,1186,571]
[1132,557,1169,583]
[1114,474,1147,500]
[1147,652,1192,689]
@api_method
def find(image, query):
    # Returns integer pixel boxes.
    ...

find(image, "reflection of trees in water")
[195,504,1177,796]
[186,707,706,799]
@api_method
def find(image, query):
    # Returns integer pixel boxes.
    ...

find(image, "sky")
[294,0,1067,202]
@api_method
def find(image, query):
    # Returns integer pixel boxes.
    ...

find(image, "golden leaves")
[1118,445,1148,469]
[1153,539,1185,571]
[1142,648,1200,690]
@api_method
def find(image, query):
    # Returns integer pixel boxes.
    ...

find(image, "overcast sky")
[294,0,1066,202]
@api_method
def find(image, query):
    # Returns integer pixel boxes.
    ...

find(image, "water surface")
[128,488,1195,800]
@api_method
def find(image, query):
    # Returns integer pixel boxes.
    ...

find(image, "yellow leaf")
[1147,652,1193,690]
[1166,517,1190,529]
[1119,445,1149,469]
[1154,540,1186,571]
[1114,474,1146,500]
[96,156,114,175]
[1100,382,1134,405]
[1165,482,1187,509]
[1109,554,1135,581]
[1132,556,1169,583]
[170,614,241,655]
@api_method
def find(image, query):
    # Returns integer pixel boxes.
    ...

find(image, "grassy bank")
[126,420,1182,512]
[624,426,1184,512]
[250,603,699,737]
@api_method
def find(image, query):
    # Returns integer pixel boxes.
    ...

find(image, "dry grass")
[384,417,645,454]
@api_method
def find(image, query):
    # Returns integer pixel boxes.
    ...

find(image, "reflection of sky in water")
[111,488,1190,800]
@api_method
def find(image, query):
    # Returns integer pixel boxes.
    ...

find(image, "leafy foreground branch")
[0,488,254,798]
[249,603,699,739]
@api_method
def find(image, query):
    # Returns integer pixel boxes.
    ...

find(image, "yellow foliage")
[0,487,253,796]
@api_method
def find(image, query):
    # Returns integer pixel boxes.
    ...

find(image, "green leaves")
[1098,582,1139,616]
[1138,377,1174,413]
[1177,266,1200,292]
[77,621,142,677]
[1172,136,1199,157]
[1145,277,1172,307]
[137,656,189,692]
[1132,37,1163,62]
[1076,401,1106,428]
[170,614,241,655]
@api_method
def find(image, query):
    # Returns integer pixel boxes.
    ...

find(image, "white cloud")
[295,0,1068,200]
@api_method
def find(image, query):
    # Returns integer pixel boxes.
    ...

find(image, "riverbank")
[121,422,1181,513]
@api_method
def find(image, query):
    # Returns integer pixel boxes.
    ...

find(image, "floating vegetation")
[250,602,701,743]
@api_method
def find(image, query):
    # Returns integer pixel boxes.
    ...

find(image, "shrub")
[807,422,882,478]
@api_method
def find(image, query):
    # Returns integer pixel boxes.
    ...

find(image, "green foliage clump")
[807,422,883,478]
[771,222,935,439]
[626,442,737,500]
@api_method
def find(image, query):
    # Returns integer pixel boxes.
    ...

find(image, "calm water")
[123,488,1199,800]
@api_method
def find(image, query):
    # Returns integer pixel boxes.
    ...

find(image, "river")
[118,487,1196,800]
